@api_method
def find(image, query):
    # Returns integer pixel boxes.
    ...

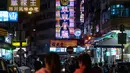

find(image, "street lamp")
[28,12,32,15]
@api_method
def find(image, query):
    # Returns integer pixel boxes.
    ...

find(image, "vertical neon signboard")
[80,0,84,23]
[56,0,75,39]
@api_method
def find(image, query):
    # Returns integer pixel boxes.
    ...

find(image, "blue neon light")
[8,12,18,22]
[0,11,9,21]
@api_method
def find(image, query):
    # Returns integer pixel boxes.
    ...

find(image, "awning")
[94,38,123,48]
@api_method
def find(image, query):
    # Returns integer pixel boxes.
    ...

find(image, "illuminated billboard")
[8,12,18,22]
[50,40,77,47]
[8,0,40,12]
[0,11,18,22]
[0,11,9,21]
[56,0,76,39]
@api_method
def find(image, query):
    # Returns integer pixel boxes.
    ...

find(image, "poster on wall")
[56,0,82,39]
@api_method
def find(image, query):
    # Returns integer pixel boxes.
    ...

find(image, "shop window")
[116,4,120,8]
[109,4,130,17]
[126,8,129,17]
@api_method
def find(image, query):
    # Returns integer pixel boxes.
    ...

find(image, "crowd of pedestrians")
[32,51,130,73]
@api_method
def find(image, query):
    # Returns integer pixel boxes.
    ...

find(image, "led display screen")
[56,0,81,39]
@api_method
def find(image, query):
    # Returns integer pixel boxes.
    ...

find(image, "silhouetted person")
[35,52,61,73]
[34,60,42,71]
[99,63,103,73]
[74,53,92,73]
[109,64,116,73]
[118,66,128,73]
[92,63,102,73]
[103,64,109,73]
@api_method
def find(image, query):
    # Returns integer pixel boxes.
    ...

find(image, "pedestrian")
[34,58,42,71]
[74,53,92,73]
[99,63,104,73]
[35,52,61,73]
[92,63,102,73]
[109,64,116,73]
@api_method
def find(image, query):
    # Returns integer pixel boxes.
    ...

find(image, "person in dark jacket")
[92,63,102,73]
[74,53,92,73]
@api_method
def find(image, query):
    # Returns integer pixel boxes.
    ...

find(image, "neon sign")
[56,0,75,39]
[80,0,84,23]
[8,0,40,12]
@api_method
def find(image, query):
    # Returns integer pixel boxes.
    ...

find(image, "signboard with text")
[50,40,77,47]
[8,12,18,22]
[118,33,127,44]
[0,11,8,21]
[0,11,18,22]
[8,0,40,12]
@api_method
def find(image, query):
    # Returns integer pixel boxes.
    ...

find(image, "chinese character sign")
[80,0,84,23]
[8,12,18,22]
[8,0,40,12]
[0,11,9,21]
[0,11,18,22]
[56,0,75,39]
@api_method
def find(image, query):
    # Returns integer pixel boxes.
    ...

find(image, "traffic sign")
[118,33,127,44]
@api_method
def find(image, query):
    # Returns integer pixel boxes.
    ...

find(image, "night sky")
[0,0,7,10]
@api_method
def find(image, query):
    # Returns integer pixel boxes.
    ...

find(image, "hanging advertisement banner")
[8,0,40,12]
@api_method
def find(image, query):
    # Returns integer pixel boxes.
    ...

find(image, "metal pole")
[100,48,102,62]
[20,30,22,66]
[121,44,123,62]
[19,22,22,66]
[121,31,123,63]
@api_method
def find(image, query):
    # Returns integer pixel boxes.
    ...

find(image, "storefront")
[50,40,85,55]
[0,33,15,61]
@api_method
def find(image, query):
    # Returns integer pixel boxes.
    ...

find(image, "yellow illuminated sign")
[60,0,69,6]
[8,0,40,12]
[12,42,27,47]
[50,40,77,47]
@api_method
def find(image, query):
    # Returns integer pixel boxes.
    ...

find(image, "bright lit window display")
[0,49,12,60]
[109,4,130,17]
[50,46,85,53]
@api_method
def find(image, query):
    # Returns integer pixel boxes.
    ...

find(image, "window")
[109,4,130,17]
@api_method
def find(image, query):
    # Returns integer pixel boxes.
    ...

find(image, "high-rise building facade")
[84,0,130,63]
